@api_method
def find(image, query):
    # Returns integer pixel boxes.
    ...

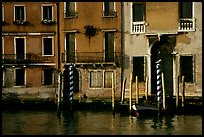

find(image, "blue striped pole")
[69,65,74,108]
[156,59,162,114]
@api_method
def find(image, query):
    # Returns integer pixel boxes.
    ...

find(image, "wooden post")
[181,76,185,108]
[121,78,126,104]
[112,72,115,111]
[145,76,148,103]
[129,72,132,113]
[162,73,166,110]
[135,76,139,104]
[176,76,179,109]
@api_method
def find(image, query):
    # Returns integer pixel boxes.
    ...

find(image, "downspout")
[121,2,125,100]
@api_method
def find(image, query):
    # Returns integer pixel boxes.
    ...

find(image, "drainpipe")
[121,2,125,100]
[56,2,61,106]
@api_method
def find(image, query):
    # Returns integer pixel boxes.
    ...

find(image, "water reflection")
[2,110,202,135]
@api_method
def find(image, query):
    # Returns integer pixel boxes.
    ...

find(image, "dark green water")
[2,109,202,135]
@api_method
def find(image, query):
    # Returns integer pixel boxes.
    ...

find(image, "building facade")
[123,2,202,99]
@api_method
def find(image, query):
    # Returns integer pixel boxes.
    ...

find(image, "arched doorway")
[150,35,175,96]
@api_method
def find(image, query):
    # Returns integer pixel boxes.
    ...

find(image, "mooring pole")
[69,65,74,110]
[162,73,166,110]
[135,76,139,104]
[129,72,132,114]
[181,76,185,109]
[176,76,179,110]
[156,60,162,115]
[112,72,115,112]
[145,76,148,104]
[57,71,62,109]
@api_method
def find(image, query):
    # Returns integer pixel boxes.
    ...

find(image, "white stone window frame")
[179,54,196,84]
[14,5,26,21]
[41,4,54,21]
[89,70,103,89]
[2,5,4,22]
[130,2,146,34]
[102,2,116,17]
[64,2,77,18]
[42,36,54,56]
[14,68,26,87]
[14,37,26,60]
[178,2,195,32]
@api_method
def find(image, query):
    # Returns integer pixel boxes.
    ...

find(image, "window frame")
[2,5,4,22]
[14,37,26,60]
[42,68,54,86]
[14,68,26,87]
[179,54,195,84]
[104,31,115,62]
[14,5,26,21]
[42,36,54,56]
[104,71,114,88]
[89,70,103,89]
[41,4,54,24]
[65,32,76,63]
[130,2,146,34]
[64,2,77,18]
[132,56,146,82]
[102,2,116,17]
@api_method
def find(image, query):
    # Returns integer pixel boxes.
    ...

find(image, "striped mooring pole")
[69,65,74,109]
[156,59,162,115]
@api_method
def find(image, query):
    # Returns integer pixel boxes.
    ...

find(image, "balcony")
[2,53,54,64]
[62,52,122,67]
[131,21,146,34]
[178,18,195,32]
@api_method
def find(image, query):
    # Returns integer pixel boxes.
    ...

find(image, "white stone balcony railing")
[178,18,195,32]
[131,21,146,34]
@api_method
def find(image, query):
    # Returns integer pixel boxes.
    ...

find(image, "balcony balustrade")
[178,18,195,32]
[131,21,146,34]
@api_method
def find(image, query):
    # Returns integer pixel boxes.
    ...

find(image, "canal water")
[2,108,202,135]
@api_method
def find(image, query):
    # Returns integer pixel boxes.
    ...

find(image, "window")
[104,71,113,88]
[132,56,145,82]
[64,2,77,18]
[131,2,146,33]
[42,37,53,56]
[2,5,4,22]
[90,71,102,88]
[15,68,25,86]
[41,5,54,24]
[178,2,194,31]
[104,32,114,62]
[15,37,25,61]
[65,33,76,63]
[180,55,195,83]
[103,2,116,17]
[14,5,27,25]
[42,68,53,86]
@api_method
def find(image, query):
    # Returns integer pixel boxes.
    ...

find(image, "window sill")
[41,20,55,25]
[13,20,28,25]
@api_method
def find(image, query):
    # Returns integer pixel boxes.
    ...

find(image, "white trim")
[62,30,78,33]
[42,36,54,56]
[2,5,4,22]
[102,2,116,17]
[14,5,26,21]
[27,63,56,66]
[2,37,4,57]
[2,32,55,36]
[14,37,26,60]
[64,2,77,18]
[41,4,54,21]
[101,29,117,32]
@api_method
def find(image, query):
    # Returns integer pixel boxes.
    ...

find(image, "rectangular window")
[64,2,77,17]
[42,5,53,20]
[105,32,114,62]
[103,2,116,16]
[132,3,145,22]
[90,71,102,88]
[15,37,25,60]
[65,33,76,63]
[15,68,25,86]
[104,71,113,88]
[179,2,192,19]
[132,56,145,82]
[14,5,25,21]
[180,55,194,83]
[178,2,194,31]
[43,69,53,86]
[42,37,53,56]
